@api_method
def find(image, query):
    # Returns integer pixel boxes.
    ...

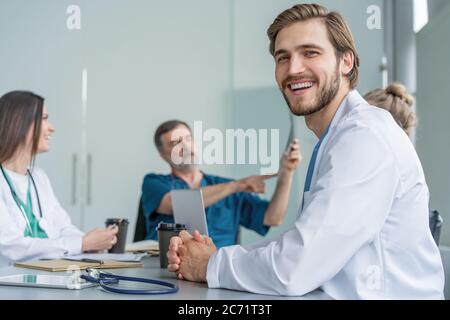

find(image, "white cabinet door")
[36,65,84,228]
[0,1,84,227]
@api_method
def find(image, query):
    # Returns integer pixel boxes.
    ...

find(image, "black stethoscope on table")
[81,268,179,295]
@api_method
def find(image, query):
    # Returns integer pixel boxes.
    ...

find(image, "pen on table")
[81,258,104,265]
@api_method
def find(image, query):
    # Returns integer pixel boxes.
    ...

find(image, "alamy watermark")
[66,5,81,30]
[364,265,382,291]
[367,5,382,30]
[170,121,280,175]
[66,265,82,289]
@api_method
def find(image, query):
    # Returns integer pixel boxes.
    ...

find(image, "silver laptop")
[171,189,209,236]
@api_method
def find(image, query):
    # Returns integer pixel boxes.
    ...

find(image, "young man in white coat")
[166,3,445,299]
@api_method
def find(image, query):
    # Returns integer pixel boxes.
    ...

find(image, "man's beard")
[170,154,198,172]
[172,162,198,172]
[282,66,341,117]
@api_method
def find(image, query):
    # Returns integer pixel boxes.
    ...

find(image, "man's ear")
[159,150,168,162]
[341,51,354,78]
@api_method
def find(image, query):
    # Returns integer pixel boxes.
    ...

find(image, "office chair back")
[134,199,147,242]
[429,209,443,246]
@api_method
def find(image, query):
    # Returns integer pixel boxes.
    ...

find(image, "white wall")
[416,2,450,246]
[440,246,450,299]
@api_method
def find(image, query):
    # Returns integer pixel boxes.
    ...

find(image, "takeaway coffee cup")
[105,218,129,253]
[157,222,187,268]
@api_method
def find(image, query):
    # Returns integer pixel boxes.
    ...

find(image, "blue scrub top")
[141,173,270,248]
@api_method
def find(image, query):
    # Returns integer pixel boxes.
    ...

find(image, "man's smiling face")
[274,18,342,116]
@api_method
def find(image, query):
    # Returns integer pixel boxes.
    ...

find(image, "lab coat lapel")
[305,90,368,198]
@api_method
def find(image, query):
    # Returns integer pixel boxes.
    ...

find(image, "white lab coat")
[0,167,83,266]
[206,90,445,299]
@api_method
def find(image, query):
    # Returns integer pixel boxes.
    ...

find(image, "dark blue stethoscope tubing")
[81,274,179,295]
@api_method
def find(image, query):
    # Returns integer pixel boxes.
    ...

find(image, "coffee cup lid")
[157,222,186,231]
[105,218,129,224]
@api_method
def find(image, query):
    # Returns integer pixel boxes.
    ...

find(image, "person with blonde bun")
[364,83,416,136]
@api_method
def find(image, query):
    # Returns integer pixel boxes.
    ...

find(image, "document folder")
[14,259,143,272]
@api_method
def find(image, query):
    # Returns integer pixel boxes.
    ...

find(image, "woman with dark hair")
[0,91,118,266]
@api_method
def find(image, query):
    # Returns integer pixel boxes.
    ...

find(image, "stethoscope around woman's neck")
[0,164,44,220]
